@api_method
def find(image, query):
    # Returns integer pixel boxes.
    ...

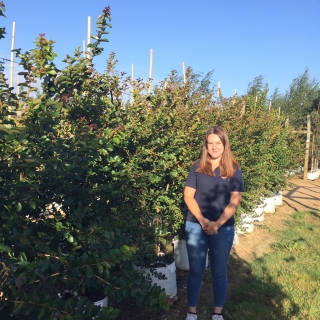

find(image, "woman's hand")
[198,217,210,229]
[202,221,219,235]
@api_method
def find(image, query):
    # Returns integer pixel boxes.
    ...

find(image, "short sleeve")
[185,164,197,189]
[230,167,244,192]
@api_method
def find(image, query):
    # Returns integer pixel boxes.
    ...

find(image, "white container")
[307,171,317,181]
[173,239,208,271]
[274,191,283,206]
[54,294,108,320]
[253,204,264,222]
[94,296,108,308]
[286,170,295,176]
[145,262,177,298]
[237,214,254,234]
[232,232,239,247]
[314,169,320,178]
[263,196,275,213]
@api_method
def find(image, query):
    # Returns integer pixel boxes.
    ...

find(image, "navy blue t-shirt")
[185,162,244,227]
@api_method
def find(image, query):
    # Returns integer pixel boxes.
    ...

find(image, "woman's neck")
[210,159,221,171]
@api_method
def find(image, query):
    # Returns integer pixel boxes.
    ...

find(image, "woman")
[184,126,244,320]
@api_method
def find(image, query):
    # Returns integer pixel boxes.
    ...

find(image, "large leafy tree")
[271,69,320,129]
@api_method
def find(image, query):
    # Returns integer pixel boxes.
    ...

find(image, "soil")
[117,175,320,320]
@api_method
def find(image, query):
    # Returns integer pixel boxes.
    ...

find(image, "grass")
[225,210,320,320]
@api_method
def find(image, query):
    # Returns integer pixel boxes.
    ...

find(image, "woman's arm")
[203,191,242,234]
[184,186,210,228]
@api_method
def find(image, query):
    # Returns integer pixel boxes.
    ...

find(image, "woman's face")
[207,133,224,161]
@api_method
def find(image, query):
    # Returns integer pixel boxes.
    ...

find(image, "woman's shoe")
[212,315,224,320]
[186,312,197,320]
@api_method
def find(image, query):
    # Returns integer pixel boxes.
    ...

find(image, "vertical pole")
[234,89,237,96]
[303,115,311,180]
[10,22,16,89]
[148,48,153,94]
[217,81,220,98]
[268,101,272,110]
[87,16,91,59]
[131,63,134,105]
[240,101,246,116]
[182,62,186,84]
[311,134,315,172]
[83,40,86,58]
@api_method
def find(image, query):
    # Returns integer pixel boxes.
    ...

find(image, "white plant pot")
[314,169,320,178]
[173,239,208,271]
[94,296,108,308]
[274,191,283,206]
[145,261,177,298]
[237,214,254,234]
[286,170,295,176]
[54,293,108,320]
[263,196,275,213]
[232,232,239,247]
[253,204,264,222]
[307,171,317,181]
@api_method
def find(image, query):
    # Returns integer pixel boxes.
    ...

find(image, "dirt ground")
[118,175,320,320]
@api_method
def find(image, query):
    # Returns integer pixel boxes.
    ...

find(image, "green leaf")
[97,263,104,274]
[37,307,46,319]
[82,253,89,264]
[112,137,120,144]
[16,202,22,212]
[66,234,74,243]
[86,266,93,278]
[29,200,36,209]
[0,243,11,252]
[13,302,24,314]
[40,259,50,272]
[47,70,56,75]
[150,298,158,307]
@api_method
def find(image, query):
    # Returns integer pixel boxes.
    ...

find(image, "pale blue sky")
[1,0,319,97]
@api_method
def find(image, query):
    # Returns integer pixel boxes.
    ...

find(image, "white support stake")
[131,63,134,105]
[10,21,16,89]
[182,62,186,84]
[87,16,91,59]
[303,115,311,180]
[148,48,153,94]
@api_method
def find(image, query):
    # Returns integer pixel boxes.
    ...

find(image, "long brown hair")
[195,126,240,179]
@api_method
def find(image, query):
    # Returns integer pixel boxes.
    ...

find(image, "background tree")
[272,69,320,129]
[246,74,268,97]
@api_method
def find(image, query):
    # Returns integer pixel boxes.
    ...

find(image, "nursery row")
[0,5,307,320]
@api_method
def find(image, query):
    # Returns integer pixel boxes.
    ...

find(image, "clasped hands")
[200,217,219,236]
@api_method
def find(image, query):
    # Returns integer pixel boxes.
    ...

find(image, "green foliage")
[273,68,320,129]
[271,69,320,170]
[0,3,307,319]
[246,74,268,97]
[215,90,297,217]
[0,6,169,319]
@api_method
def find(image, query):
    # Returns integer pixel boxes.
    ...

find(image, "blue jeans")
[185,221,234,308]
